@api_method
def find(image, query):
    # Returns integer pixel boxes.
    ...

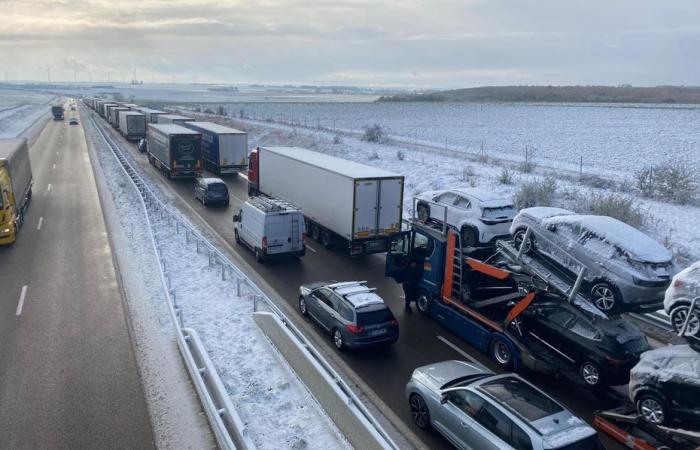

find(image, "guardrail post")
[196,239,200,254]
[236,277,241,297]
[186,229,190,244]
[221,264,226,281]
[208,251,212,267]
[176,222,180,234]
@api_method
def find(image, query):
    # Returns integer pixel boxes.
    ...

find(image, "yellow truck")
[0,139,33,244]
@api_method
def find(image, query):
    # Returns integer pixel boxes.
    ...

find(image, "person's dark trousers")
[403,284,416,310]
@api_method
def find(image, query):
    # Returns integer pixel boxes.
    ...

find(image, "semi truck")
[110,107,129,128]
[51,105,64,120]
[157,114,193,125]
[0,139,33,245]
[183,122,247,175]
[137,108,166,124]
[119,111,147,140]
[146,124,202,179]
[248,146,404,256]
[100,102,117,119]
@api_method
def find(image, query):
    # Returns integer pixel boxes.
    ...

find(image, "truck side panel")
[7,139,33,205]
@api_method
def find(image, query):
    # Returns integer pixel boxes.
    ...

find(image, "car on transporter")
[510,208,675,313]
[298,281,399,350]
[406,360,605,450]
[415,188,516,248]
[663,261,700,342]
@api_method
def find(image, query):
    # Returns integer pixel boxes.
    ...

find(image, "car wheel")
[490,337,513,369]
[224,199,230,207]
[590,282,619,313]
[332,328,344,350]
[513,228,533,253]
[310,223,321,241]
[670,304,700,337]
[416,291,431,316]
[298,296,308,316]
[579,361,601,387]
[234,230,241,244]
[409,394,431,430]
[416,203,430,221]
[254,247,263,262]
[321,229,333,248]
[637,393,666,425]
[461,227,477,248]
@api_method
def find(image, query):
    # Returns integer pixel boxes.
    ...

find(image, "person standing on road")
[403,249,424,313]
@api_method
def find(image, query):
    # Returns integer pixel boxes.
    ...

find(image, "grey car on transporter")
[298,281,399,350]
[510,207,675,313]
[406,360,605,450]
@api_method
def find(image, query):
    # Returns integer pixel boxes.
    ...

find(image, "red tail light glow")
[262,236,268,249]
[346,324,365,334]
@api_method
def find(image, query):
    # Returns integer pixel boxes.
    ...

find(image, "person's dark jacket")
[403,261,423,289]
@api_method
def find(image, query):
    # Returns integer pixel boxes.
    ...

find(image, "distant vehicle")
[664,261,700,341]
[406,360,604,450]
[416,188,516,247]
[51,105,64,120]
[298,281,398,350]
[157,114,194,125]
[0,139,33,245]
[194,177,229,206]
[510,208,675,313]
[118,111,146,140]
[109,107,129,128]
[137,138,147,153]
[629,345,700,426]
[234,196,305,261]
[68,118,79,125]
[70,106,76,111]
[248,146,404,256]
[183,122,248,176]
[146,124,202,179]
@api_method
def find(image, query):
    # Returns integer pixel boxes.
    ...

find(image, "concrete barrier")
[253,311,391,450]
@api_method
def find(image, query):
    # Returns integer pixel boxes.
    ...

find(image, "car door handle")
[460,421,468,427]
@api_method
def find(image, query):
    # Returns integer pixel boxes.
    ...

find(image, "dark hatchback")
[298,281,399,350]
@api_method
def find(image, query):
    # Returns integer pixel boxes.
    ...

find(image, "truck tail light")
[262,236,268,249]
[346,324,365,334]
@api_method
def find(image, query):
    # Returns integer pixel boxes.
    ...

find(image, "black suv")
[298,281,399,350]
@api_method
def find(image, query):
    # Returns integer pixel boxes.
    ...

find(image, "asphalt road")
[0,108,155,449]
[95,110,626,450]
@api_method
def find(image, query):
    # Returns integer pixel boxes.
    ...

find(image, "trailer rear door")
[378,178,403,236]
[353,179,378,239]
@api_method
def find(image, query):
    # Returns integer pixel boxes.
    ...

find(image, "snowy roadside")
[82,110,353,450]
[176,108,700,264]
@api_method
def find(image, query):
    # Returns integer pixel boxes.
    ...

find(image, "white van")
[233,196,306,261]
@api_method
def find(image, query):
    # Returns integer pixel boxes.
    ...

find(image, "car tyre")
[461,226,478,248]
[254,247,264,262]
[513,228,534,253]
[416,290,431,316]
[409,394,431,430]
[637,393,667,425]
[332,328,345,351]
[579,360,602,387]
[298,296,308,316]
[490,337,513,370]
[416,203,430,221]
[590,282,619,313]
[669,303,700,337]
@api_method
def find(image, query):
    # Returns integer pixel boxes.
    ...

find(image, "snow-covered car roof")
[547,214,672,263]
[633,345,700,385]
[420,188,513,207]
[199,177,226,185]
[518,206,575,220]
[333,283,385,308]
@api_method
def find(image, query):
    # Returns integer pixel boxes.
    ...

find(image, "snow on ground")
[177,108,700,264]
[83,111,352,450]
[0,87,54,108]
[0,87,56,138]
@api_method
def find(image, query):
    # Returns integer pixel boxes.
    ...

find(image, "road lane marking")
[16,285,28,316]
[37,217,43,230]
[229,192,246,204]
[437,335,479,364]
[46,183,51,192]
[52,164,56,169]
[56,151,60,155]
[305,244,317,253]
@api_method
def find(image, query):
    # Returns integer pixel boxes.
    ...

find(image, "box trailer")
[119,111,147,140]
[147,124,202,179]
[110,107,129,128]
[183,122,248,175]
[101,102,117,119]
[248,146,404,256]
[137,108,166,124]
[0,138,33,244]
[157,114,193,125]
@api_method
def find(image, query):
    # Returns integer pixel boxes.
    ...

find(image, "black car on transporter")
[298,281,399,350]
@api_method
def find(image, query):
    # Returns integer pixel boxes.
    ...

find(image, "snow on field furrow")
[0,104,50,138]
[151,216,351,450]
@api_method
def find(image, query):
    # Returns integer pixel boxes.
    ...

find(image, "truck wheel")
[310,223,321,241]
[490,337,513,370]
[321,229,333,248]
[416,291,431,316]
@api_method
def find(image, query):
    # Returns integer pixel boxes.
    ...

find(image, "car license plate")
[369,328,386,337]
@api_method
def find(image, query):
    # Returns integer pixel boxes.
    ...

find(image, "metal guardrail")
[87,108,399,450]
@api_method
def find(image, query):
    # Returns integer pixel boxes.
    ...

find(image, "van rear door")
[264,213,299,254]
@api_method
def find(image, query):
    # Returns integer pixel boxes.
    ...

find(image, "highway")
[92,109,627,450]
[0,109,154,449]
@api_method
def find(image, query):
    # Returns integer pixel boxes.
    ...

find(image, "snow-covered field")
[178,108,700,264]
[0,87,55,138]
[218,102,700,174]
[83,112,352,450]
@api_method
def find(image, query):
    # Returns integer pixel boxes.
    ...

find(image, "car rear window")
[482,205,516,220]
[208,183,227,192]
[479,376,563,421]
[356,307,394,326]
[552,435,605,450]
[623,337,650,356]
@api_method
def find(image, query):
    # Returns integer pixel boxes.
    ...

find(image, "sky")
[1,0,699,88]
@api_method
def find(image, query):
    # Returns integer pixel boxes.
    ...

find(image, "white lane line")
[52,163,56,169]
[305,244,317,253]
[56,151,60,155]
[437,335,479,364]
[16,285,28,316]
[37,217,43,230]
[46,183,52,192]
[229,192,246,204]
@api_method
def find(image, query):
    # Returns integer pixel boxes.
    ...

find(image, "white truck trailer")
[157,114,193,125]
[248,146,404,256]
[119,111,147,141]
[183,121,247,175]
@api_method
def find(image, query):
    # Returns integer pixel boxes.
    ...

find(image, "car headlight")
[2,228,10,234]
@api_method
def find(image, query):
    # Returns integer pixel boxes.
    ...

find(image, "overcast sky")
[2,0,699,87]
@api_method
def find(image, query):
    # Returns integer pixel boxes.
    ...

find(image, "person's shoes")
[405,306,413,314]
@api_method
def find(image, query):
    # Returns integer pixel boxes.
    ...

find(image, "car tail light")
[171,160,176,168]
[262,236,268,249]
[673,278,684,288]
[196,160,202,169]
[605,355,628,366]
[346,324,365,334]
[302,232,308,242]
[389,319,399,327]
